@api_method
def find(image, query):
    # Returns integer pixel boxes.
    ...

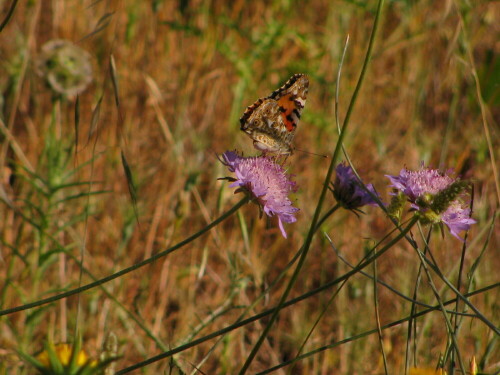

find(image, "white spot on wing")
[295,98,305,107]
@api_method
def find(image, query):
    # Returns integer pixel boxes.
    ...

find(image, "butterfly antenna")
[294,147,328,158]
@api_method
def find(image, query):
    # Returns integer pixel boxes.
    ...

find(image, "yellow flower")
[36,343,97,368]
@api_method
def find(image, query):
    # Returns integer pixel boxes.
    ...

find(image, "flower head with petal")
[386,167,454,204]
[220,151,299,238]
[441,203,476,241]
[386,166,475,241]
[331,163,380,210]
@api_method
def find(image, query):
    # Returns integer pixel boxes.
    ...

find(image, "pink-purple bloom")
[386,167,454,209]
[386,166,475,241]
[220,151,299,238]
[441,203,476,240]
[332,163,379,210]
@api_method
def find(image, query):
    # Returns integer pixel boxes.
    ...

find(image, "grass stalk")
[0,197,249,316]
[237,0,386,372]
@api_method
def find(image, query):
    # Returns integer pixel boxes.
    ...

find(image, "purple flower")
[386,166,475,241]
[386,167,454,209]
[331,163,379,210]
[441,203,476,241]
[220,151,299,238]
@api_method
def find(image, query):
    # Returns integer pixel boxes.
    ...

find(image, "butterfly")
[239,73,309,155]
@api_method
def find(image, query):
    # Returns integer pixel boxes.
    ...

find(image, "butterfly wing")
[240,99,293,154]
[268,73,309,133]
[240,73,309,155]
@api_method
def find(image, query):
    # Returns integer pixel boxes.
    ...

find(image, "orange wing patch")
[277,93,299,132]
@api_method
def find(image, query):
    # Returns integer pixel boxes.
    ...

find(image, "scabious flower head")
[220,151,299,238]
[331,163,379,210]
[386,166,475,241]
[386,167,461,210]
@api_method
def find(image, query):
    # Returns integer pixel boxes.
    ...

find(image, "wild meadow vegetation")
[0,0,498,374]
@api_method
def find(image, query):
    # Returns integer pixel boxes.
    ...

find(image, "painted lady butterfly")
[240,73,309,155]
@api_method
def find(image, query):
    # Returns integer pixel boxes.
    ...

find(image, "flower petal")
[220,151,299,238]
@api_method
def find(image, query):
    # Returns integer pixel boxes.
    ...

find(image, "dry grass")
[0,0,498,374]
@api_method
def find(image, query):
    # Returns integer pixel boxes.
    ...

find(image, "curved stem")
[254,283,498,375]
[237,0,386,372]
[0,0,19,33]
[0,197,249,316]
[115,218,436,374]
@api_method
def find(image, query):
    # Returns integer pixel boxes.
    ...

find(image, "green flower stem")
[254,284,499,375]
[238,0,385,373]
[239,204,406,375]
[182,204,343,364]
[314,203,340,231]
[413,245,466,374]
[116,217,484,375]
[66,252,168,352]
[418,249,499,336]
[0,197,249,317]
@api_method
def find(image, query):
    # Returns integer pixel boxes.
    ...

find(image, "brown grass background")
[0,0,498,374]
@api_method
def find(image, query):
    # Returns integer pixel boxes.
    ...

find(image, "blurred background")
[0,0,498,373]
